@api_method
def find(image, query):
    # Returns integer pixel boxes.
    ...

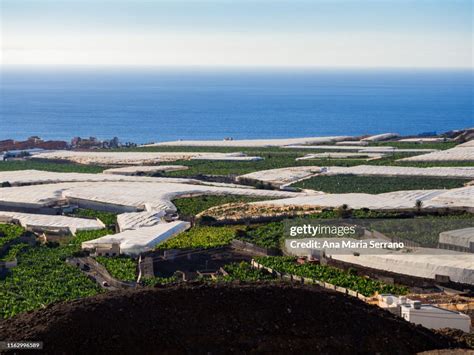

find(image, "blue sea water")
[0,68,472,144]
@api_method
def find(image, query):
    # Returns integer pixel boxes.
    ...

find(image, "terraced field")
[255,256,408,296]
[0,228,111,319]
[293,175,470,194]
[156,226,240,250]
[173,195,273,217]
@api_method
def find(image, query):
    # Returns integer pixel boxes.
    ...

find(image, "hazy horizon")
[2,0,472,69]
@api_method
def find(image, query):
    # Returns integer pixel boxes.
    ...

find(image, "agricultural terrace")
[235,212,474,249]
[69,209,118,227]
[292,175,470,194]
[95,256,183,285]
[0,227,111,319]
[0,160,105,174]
[368,214,474,247]
[96,256,137,282]
[0,224,24,249]
[255,256,408,297]
[156,226,239,250]
[232,210,384,249]
[172,195,273,217]
[0,143,472,179]
[0,139,472,319]
[220,261,275,282]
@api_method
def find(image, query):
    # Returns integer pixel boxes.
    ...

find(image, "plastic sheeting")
[82,221,191,255]
[0,180,298,211]
[33,151,263,165]
[400,146,474,162]
[143,136,351,147]
[117,211,166,231]
[324,165,474,179]
[0,211,105,234]
[253,186,474,210]
[439,228,474,249]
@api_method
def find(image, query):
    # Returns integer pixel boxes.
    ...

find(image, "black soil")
[0,283,465,354]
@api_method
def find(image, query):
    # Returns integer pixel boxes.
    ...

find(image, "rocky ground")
[0,283,468,354]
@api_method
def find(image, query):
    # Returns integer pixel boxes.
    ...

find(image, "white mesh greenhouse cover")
[439,228,474,249]
[117,211,166,231]
[82,221,191,256]
[0,211,105,234]
[400,146,474,162]
[143,135,351,147]
[284,243,474,285]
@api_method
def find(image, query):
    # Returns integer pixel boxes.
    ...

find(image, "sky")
[1,0,472,68]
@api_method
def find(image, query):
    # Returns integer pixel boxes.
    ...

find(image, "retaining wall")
[231,239,281,256]
[250,259,368,302]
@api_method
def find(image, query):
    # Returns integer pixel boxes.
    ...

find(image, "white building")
[400,302,471,333]
[378,295,471,332]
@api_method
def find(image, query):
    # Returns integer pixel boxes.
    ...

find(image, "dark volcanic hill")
[0,283,465,354]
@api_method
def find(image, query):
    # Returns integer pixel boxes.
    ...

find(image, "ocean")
[0,68,472,144]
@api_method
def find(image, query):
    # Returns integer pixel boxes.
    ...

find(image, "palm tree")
[415,199,423,212]
[336,204,351,218]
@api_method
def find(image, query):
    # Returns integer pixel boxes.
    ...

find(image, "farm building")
[81,221,191,256]
[400,302,471,332]
[91,243,121,257]
[439,228,474,253]
[378,295,471,332]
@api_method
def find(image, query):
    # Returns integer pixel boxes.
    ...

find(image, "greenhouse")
[439,227,474,252]
[117,211,166,231]
[82,221,191,255]
[0,211,105,234]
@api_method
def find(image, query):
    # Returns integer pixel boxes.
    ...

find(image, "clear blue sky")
[2,0,472,68]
